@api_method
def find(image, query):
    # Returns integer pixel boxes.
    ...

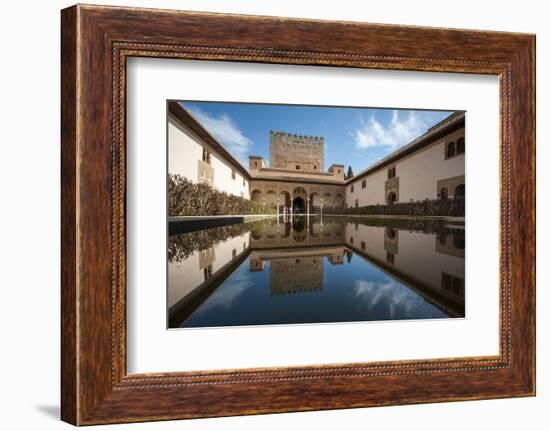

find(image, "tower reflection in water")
[168,215,465,328]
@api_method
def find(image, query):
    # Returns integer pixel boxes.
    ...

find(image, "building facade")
[345,112,465,207]
[269,130,324,172]
[168,102,465,211]
[168,102,250,199]
[248,130,346,214]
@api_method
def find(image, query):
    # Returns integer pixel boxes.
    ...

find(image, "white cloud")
[186,106,254,165]
[197,272,253,313]
[353,110,428,150]
[353,279,429,319]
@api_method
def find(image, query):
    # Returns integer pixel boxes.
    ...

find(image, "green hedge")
[168,175,276,217]
[325,198,465,217]
[168,220,264,263]
[323,216,447,233]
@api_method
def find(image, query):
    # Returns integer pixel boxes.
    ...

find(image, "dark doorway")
[292,196,305,213]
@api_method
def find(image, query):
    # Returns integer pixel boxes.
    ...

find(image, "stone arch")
[251,189,262,203]
[251,229,262,240]
[387,192,397,204]
[293,186,307,197]
[279,222,291,238]
[309,192,320,209]
[333,222,344,236]
[323,192,332,206]
[309,221,320,237]
[265,190,277,208]
[334,193,344,208]
[279,191,291,214]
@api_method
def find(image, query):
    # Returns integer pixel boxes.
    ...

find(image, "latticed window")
[442,273,464,294]
[446,141,456,158]
[457,137,465,154]
[202,147,211,164]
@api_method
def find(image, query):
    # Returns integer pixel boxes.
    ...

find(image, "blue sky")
[180,101,454,175]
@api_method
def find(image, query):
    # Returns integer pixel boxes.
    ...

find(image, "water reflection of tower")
[248,247,346,295]
[270,256,324,295]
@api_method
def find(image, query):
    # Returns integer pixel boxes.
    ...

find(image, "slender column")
[277,185,280,217]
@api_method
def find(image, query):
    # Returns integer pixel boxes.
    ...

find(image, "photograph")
[167,101,466,329]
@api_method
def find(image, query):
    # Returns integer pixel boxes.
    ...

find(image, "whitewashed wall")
[345,223,464,301]
[346,127,465,205]
[168,233,250,308]
[168,113,250,199]
[395,230,464,287]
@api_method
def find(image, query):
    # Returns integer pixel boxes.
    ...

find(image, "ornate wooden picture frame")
[61,4,535,425]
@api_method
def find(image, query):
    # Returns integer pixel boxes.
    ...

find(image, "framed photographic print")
[61,4,536,425]
[165,101,466,329]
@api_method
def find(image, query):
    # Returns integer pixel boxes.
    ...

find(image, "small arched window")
[446,141,456,158]
[440,187,448,200]
[457,137,465,154]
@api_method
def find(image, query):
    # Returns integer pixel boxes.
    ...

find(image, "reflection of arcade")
[169,217,466,327]
[250,247,345,296]
[248,217,347,296]
[250,216,345,248]
[346,222,465,317]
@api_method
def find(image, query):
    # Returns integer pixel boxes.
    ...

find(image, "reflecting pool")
[168,216,465,328]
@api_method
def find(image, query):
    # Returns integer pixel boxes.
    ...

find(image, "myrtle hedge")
[168,175,276,217]
[325,198,465,217]
[168,220,265,263]
[322,216,447,234]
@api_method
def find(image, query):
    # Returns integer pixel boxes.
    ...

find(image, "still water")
[168,216,465,328]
